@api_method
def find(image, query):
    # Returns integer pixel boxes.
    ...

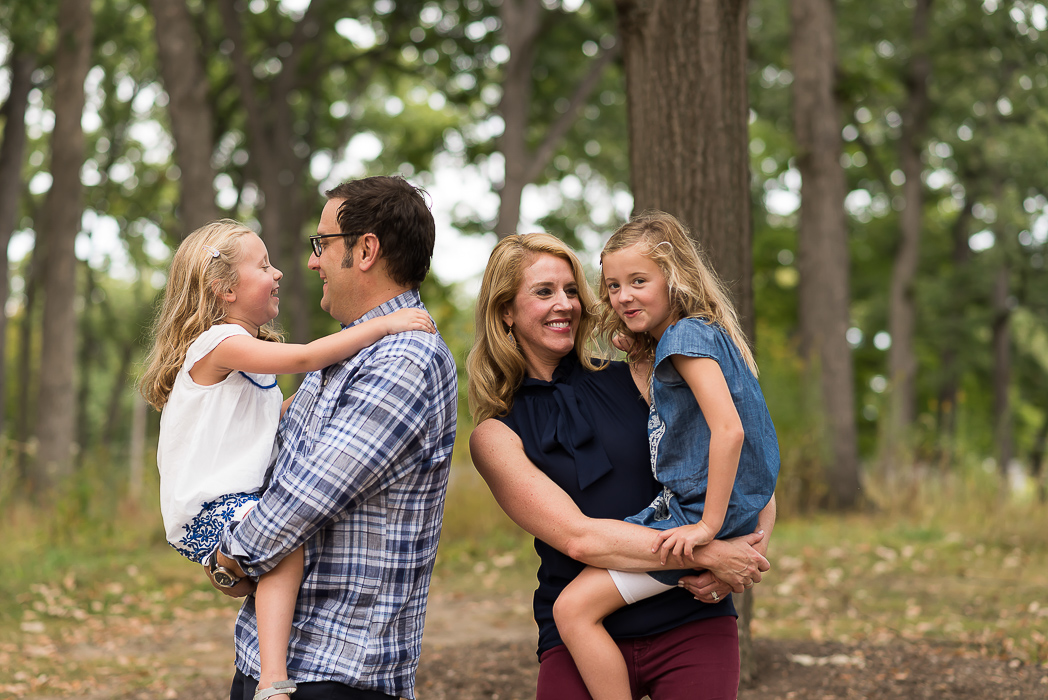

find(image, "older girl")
[553,212,779,700]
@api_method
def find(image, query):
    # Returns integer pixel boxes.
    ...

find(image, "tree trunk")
[991,262,1012,485]
[790,0,860,509]
[495,0,619,237]
[936,195,974,464]
[615,0,756,682]
[218,0,311,343]
[1030,414,1048,504]
[148,0,220,233]
[33,0,94,495]
[887,0,932,447]
[0,52,35,445]
[495,0,542,237]
[129,391,147,502]
[76,263,96,458]
[16,237,42,485]
[616,0,752,329]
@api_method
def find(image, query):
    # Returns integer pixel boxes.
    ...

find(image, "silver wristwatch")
[207,548,242,588]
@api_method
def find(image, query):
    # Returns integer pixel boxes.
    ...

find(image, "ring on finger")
[711,590,720,602]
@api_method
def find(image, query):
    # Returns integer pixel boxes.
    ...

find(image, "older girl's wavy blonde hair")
[598,210,757,376]
[138,220,282,410]
[466,233,601,424]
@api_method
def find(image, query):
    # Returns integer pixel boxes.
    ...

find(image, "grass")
[2,459,1046,696]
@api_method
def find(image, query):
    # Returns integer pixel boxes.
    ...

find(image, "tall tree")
[33,0,94,494]
[495,0,619,237]
[0,51,35,444]
[616,0,752,327]
[615,0,758,682]
[886,0,932,444]
[790,0,860,508]
[149,0,220,232]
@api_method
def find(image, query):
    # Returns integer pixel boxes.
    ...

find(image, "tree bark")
[496,0,543,237]
[615,0,757,682]
[0,52,35,446]
[616,0,752,330]
[887,0,932,446]
[790,0,860,509]
[149,0,220,233]
[33,0,94,495]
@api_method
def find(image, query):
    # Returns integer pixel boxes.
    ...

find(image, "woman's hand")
[684,530,769,592]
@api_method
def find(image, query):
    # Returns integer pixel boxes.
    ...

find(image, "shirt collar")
[342,289,422,330]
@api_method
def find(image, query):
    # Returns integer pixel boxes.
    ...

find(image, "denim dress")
[626,318,779,584]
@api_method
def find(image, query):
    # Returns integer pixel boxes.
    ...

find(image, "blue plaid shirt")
[219,290,458,699]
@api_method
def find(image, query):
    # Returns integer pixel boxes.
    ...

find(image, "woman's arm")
[469,419,769,583]
[204,308,434,378]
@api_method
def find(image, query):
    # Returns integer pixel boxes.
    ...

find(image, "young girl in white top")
[139,220,433,700]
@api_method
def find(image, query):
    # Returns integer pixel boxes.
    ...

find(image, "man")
[207,176,458,700]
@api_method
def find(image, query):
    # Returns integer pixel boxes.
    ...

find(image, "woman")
[467,233,774,699]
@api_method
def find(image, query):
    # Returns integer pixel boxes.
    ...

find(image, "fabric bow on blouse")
[522,370,614,491]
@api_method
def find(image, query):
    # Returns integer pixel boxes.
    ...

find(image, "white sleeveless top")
[157,324,283,545]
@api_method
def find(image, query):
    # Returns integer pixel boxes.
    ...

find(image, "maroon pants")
[536,615,740,700]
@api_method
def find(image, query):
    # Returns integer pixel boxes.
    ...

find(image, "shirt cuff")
[219,522,266,579]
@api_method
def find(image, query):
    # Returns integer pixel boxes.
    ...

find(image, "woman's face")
[501,253,582,380]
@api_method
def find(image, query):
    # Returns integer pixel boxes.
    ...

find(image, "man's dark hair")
[325,176,435,288]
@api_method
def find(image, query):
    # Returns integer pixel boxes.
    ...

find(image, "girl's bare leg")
[553,566,632,700]
[256,546,304,699]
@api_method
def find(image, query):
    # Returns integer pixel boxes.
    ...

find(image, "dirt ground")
[11,586,1048,699]
[415,589,1048,700]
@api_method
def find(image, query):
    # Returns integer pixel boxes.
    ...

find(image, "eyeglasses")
[309,233,349,258]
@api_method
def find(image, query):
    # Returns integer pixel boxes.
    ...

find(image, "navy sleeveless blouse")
[498,353,735,657]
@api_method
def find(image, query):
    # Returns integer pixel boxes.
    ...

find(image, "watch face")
[214,570,238,588]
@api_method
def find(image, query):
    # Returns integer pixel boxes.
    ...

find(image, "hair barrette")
[203,244,220,258]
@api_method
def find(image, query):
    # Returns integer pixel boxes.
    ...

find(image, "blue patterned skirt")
[171,491,260,563]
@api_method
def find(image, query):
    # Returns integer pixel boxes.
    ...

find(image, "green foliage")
[746,0,1048,477]
[6,0,1048,507]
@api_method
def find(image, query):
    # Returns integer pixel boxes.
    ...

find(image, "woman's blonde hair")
[467,233,601,424]
[139,220,283,410]
[598,210,757,376]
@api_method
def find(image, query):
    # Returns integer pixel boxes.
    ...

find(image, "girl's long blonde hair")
[466,233,601,424]
[598,210,758,376]
[138,220,282,411]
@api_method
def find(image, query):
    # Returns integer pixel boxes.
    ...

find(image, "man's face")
[308,198,360,325]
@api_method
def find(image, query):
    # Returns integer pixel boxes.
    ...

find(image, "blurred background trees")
[1,0,1047,517]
